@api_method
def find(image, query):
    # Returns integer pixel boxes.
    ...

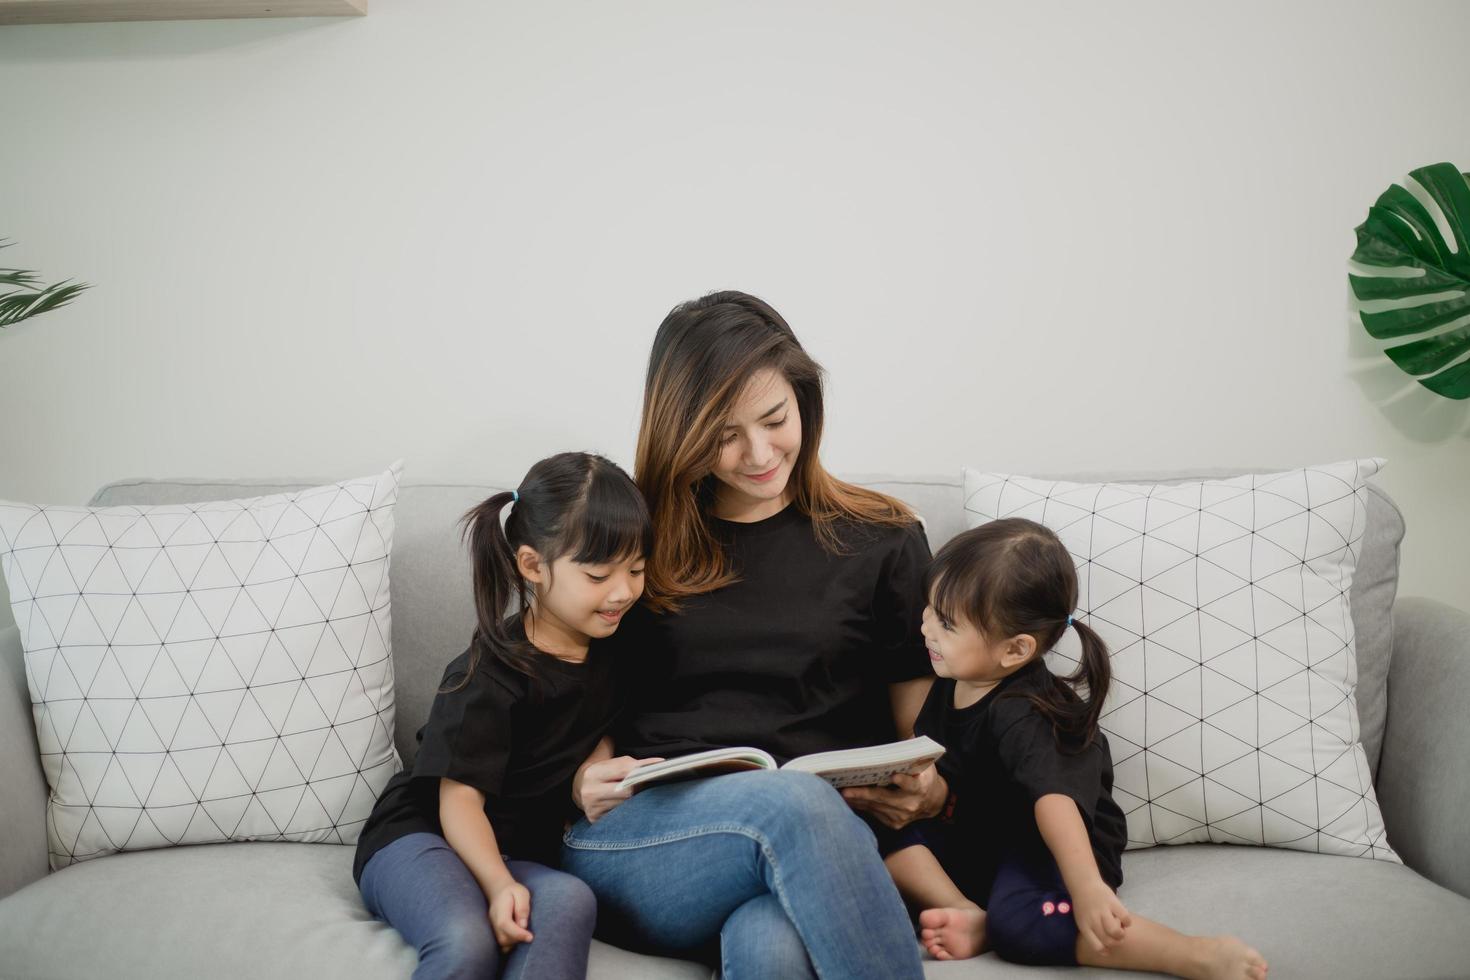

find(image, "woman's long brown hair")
[635,290,916,610]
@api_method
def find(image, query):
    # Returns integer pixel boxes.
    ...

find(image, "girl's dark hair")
[449,452,653,691]
[926,518,1111,749]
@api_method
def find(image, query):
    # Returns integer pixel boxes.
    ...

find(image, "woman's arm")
[889,676,932,739]
[839,677,947,828]
[572,735,615,807]
[440,778,534,951]
[571,735,664,822]
[1034,793,1131,954]
[841,762,948,828]
[842,518,946,826]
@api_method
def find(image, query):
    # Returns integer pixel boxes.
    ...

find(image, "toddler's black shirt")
[917,659,1128,889]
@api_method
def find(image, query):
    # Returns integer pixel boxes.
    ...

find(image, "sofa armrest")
[0,625,48,899]
[1376,597,1470,899]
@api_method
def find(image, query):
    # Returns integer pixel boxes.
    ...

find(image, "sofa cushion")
[0,839,1464,979]
[0,466,404,867]
[88,478,498,773]
[0,841,708,980]
[937,845,1470,979]
[961,462,1396,861]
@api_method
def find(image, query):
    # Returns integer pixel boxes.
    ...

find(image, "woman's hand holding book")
[841,764,949,829]
[574,752,665,822]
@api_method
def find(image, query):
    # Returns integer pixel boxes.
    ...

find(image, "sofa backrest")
[88,468,1405,775]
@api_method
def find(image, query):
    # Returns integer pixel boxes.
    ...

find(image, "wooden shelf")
[0,0,365,24]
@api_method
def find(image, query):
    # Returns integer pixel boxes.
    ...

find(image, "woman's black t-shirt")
[613,502,934,765]
[917,659,1128,889]
[351,621,619,884]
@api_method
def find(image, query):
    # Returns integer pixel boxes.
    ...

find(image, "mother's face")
[709,368,803,514]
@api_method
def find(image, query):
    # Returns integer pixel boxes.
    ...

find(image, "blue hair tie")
[512,490,519,503]
[1066,615,1074,628]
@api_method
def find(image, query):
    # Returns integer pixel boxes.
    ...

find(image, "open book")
[617,735,946,792]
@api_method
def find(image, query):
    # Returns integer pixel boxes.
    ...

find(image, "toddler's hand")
[488,881,534,954]
[1072,880,1130,955]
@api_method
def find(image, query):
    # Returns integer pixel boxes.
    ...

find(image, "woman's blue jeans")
[561,770,924,980]
[359,832,596,980]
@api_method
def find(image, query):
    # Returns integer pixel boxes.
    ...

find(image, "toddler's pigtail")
[1064,618,1112,748]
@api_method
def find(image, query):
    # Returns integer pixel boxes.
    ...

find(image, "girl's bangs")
[924,554,962,624]
[564,475,654,565]
[924,543,989,631]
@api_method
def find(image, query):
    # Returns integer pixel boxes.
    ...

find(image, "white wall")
[1,0,1468,634]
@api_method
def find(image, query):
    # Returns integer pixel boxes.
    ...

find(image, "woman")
[562,291,950,978]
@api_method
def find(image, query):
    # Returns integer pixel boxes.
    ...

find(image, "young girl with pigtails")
[888,517,1269,980]
[351,452,654,980]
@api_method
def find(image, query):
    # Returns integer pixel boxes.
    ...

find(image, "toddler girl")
[887,518,1268,980]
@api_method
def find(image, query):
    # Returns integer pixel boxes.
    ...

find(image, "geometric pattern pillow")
[0,463,404,868]
[963,460,1398,862]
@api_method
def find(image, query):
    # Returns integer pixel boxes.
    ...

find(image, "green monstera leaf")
[1350,163,1470,399]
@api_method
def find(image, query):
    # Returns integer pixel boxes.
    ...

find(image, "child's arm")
[440,777,534,952]
[1034,793,1131,955]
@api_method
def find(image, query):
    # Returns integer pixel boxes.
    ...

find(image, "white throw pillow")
[962,460,1397,861]
[0,463,404,868]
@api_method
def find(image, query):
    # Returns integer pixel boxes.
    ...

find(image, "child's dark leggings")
[358,832,596,980]
[983,851,1082,966]
[891,819,1083,966]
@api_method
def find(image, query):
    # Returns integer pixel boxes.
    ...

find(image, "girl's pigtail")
[1065,619,1112,748]
[446,490,526,691]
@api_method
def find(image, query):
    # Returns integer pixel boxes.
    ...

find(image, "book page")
[780,735,945,789]
[617,747,777,792]
[784,757,944,789]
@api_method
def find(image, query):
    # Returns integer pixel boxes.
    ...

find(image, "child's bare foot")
[918,904,987,960]
[1195,935,1268,980]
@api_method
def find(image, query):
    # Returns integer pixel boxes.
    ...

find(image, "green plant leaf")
[0,240,91,330]
[1349,163,1470,399]
[0,281,88,326]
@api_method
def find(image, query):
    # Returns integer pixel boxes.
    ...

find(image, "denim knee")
[755,771,870,844]
[721,893,815,980]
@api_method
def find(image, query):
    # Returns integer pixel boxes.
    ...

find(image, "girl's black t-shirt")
[351,621,619,884]
[917,659,1128,889]
[612,503,934,765]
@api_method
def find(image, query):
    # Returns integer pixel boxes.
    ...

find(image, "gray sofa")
[2,470,1468,979]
